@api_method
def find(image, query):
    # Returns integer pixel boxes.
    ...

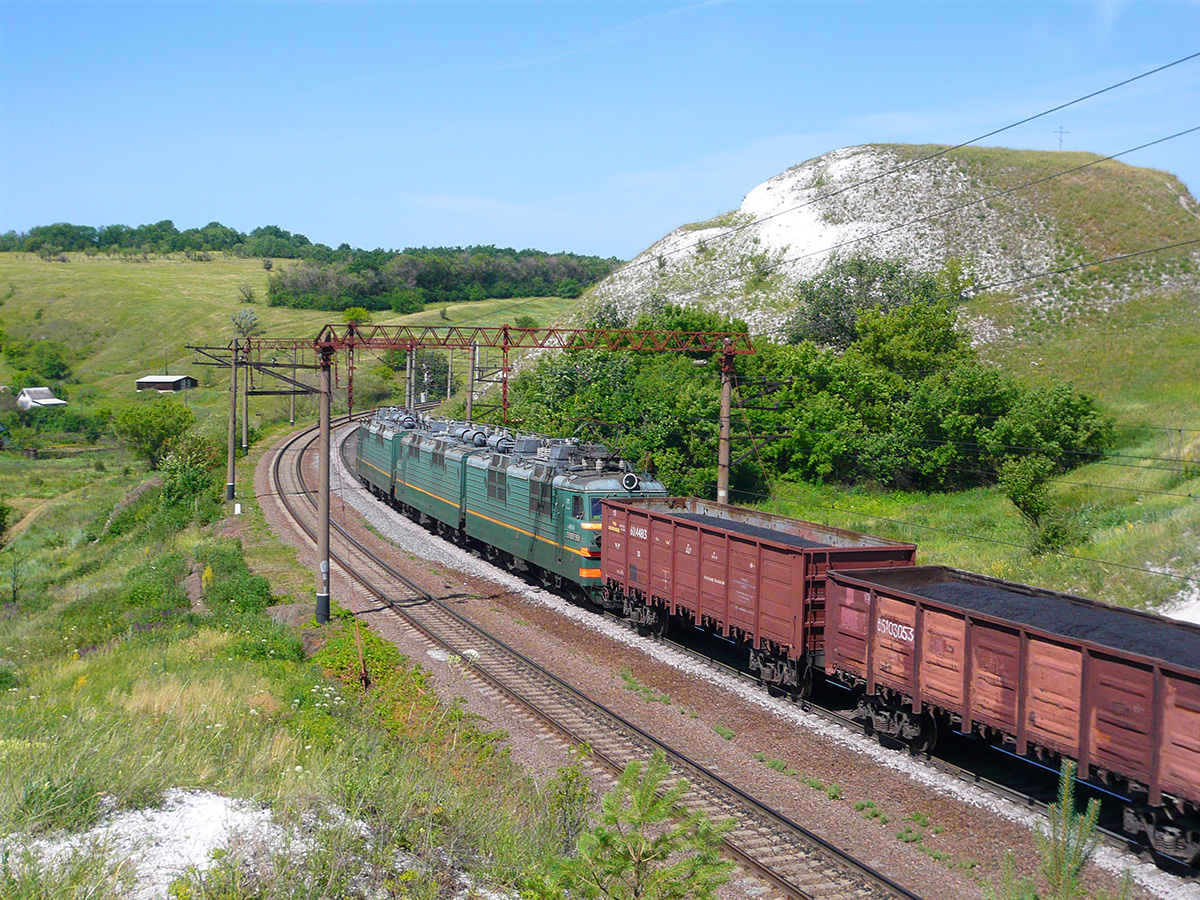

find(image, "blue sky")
[2,1,1198,259]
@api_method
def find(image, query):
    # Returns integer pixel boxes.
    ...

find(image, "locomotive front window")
[589,498,602,519]
[572,496,583,519]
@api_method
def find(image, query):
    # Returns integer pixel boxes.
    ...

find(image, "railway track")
[333,420,1195,878]
[272,420,927,900]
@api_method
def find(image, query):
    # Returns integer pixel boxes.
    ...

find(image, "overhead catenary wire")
[754,124,1200,275]
[615,50,1200,275]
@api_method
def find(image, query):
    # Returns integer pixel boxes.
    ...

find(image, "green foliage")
[112,399,195,470]
[529,751,734,900]
[4,339,72,382]
[16,775,101,834]
[785,253,950,348]
[506,296,1111,497]
[159,432,222,505]
[545,747,594,853]
[195,538,275,616]
[0,496,11,550]
[265,245,618,311]
[340,306,372,325]
[229,308,264,339]
[984,761,1121,900]
[999,454,1055,527]
[1037,761,1100,900]
[0,843,133,899]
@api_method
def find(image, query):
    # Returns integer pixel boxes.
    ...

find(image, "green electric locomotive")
[354,408,667,605]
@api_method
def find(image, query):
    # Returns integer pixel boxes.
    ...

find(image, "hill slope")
[582,144,1200,611]
[587,144,1200,337]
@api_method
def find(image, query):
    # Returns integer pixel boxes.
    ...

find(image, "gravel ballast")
[253,426,1196,900]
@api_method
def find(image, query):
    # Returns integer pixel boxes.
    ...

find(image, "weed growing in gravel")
[712,725,734,740]
[618,665,670,704]
[854,800,889,824]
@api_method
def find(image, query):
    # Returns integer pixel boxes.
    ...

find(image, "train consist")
[600,496,916,695]
[825,566,1200,864]
[354,406,1200,865]
[354,407,668,602]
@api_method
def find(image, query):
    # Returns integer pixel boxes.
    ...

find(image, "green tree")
[113,399,195,470]
[229,308,264,339]
[999,454,1055,527]
[852,299,971,376]
[985,761,1125,900]
[530,751,734,900]
[341,306,372,325]
[786,253,942,348]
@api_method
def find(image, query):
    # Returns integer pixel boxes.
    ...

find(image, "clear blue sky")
[2,1,1198,259]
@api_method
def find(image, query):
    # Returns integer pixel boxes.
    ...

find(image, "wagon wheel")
[908,712,939,755]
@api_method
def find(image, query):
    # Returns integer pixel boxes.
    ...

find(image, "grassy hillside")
[0,252,579,422]
[3,242,1198,612]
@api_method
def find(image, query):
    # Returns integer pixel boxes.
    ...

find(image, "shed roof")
[17,387,67,407]
[136,374,195,385]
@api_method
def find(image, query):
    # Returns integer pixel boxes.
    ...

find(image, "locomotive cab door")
[555,494,568,568]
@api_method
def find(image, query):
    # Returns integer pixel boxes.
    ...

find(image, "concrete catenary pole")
[289,348,296,426]
[316,349,332,624]
[226,344,237,500]
[717,343,733,504]
[241,340,250,454]
[466,344,476,422]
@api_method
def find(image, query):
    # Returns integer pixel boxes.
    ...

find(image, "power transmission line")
[615,50,1200,275]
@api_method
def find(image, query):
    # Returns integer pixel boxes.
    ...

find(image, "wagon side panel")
[602,502,629,588]
[870,594,918,694]
[699,529,729,631]
[624,508,653,596]
[649,517,674,602]
[759,546,802,652]
[968,624,1021,733]
[826,581,870,678]
[672,520,702,617]
[727,537,759,634]
[1024,640,1083,757]
[1088,656,1155,783]
[918,608,966,711]
[1160,670,1200,806]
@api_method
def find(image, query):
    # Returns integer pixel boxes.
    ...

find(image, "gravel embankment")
[253,426,1195,900]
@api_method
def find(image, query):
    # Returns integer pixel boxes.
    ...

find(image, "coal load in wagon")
[913,581,1200,671]
[669,512,828,549]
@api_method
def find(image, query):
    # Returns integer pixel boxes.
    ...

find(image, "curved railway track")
[271,421,927,900]
[330,420,1194,879]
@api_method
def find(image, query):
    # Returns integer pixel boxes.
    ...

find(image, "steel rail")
[270,422,926,900]
[332,420,1173,872]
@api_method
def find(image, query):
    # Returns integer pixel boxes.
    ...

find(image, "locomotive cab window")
[529,480,553,516]
[590,498,603,519]
[486,468,507,503]
[572,496,583,519]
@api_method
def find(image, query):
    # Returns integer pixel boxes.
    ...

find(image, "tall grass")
[0,444,581,894]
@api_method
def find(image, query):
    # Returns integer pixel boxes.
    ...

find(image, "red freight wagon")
[601,497,917,695]
[826,565,1200,862]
